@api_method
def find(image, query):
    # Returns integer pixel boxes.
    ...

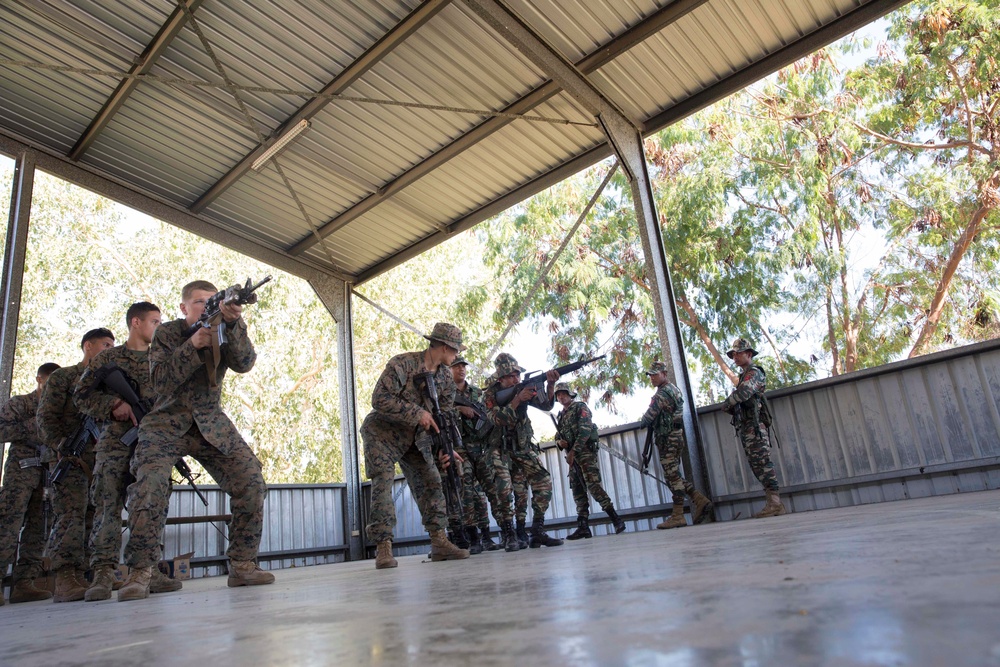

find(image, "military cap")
[494,352,525,377]
[451,355,470,367]
[644,361,668,376]
[726,337,758,359]
[553,382,577,398]
[424,322,466,351]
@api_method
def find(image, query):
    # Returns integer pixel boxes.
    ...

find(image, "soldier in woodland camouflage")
[554,383,625,540]
[0,363,59,605]
[639,361,713,529]
[118,281,274,602]
[74,302,182,601]
[362,323,470,569]
[722,338,786,518]
[37,328,116,602]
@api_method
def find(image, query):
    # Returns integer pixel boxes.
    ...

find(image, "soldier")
[362,322,470,569]
[0,363,59,605]
[75,302,181,601]
[639,361,713,529]
[483,353,563,551]
[722,338,786,518]
[37,327,115,602]
[118,281,274,601]
[554,382,626,539]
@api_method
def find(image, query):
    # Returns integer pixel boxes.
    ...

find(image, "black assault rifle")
[79,363,209,507]
[493,355,606,411]
[640,426,655,475]
[417,372,464,520]
[49,416,102,485]
[548,412,587,489]
[453,394,492,440]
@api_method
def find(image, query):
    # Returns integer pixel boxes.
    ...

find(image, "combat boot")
[606,506,627,534]
[515,519,530,549]
[375,540,398,569]
[479,523,500,551]
[501,520,520,552]
[9,578,52,603]
[565,516,592,540]
[754,489,787,518]
[228,560,275,587]
[429,530,470,562]
[528,516,564,548]
[117,566,151,602]
[657,495,687,529]
[84,565,116,601]
[450,527,471,551]
[151,567,183,593]
[690,490,714,524]
[52,565,87,603]
[465,525,483,555]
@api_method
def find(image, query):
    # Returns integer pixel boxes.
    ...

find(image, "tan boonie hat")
[424,322,466,351]
[450,355,469,367]
[726,337,758,359]
[494,352,525,377]
[644,361,668,375]
[553,382,577,398]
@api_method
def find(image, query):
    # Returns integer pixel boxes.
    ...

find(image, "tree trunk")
[675,296,739,385]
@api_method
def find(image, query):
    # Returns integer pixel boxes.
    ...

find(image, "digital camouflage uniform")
[361,351,455,544]
[556,396,614,517]
[0,390,48,586]
[639,381,696,497]
[36,363,96,573]
[124,317,266,569]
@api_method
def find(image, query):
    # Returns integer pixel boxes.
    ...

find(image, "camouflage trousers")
[46,447,96,572]
[456,443,492,528]
[363,426,447,544]
[491,447,552,520]
[657,428,696,496]
[88,438,133,569]
[125,427,266,568]
[511,457,529,522]
[0,444,47,582]
[740,423,778,492]
[567,442,613,518]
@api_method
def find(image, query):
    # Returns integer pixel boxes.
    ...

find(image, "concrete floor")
[2,490,999,667]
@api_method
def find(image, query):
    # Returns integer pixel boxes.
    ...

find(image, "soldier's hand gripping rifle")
[549,412,587,489]
[493,355,606,411]
[49,416,102,485]
[453,394,493,440]
[417,372,464,520]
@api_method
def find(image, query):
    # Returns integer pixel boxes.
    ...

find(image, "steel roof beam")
[190,0,452,215]
[68,0,205,161]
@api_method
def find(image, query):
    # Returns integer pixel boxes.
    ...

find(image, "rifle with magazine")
[417,371,464,520]
[49,416,102,485]
[453,393,493,440]
[493,355,605,411]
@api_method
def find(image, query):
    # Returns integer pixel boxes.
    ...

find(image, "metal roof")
[0,0,909,282]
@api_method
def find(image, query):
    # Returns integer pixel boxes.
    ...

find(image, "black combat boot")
[565,515,592,540]
[451,527,471,550]
[515,519,530,549]
[480,523,500,551]
[501,520,520,552]
[606,506,627,534]
[528,516,564,548]
[465,525,483,555]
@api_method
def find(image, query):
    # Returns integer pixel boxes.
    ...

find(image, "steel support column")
[1,153,35,401]
[310,274,364,561]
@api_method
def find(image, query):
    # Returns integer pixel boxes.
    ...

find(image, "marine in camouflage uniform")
[722,338,786,518]
[361,323,470,569]
[509,458,530,547]
[0,363,59,605]
[483,353,563,551]
[639,361,713,530]
[554,382,625,540]
[37,328,116,602]
[119,281,274,602]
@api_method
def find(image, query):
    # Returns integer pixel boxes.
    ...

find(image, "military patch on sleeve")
[581,408,590,418]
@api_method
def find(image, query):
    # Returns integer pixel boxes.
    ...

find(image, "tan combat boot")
[754,489,787,518]
[657,495,688,530]
[52,565,87,602]
[84,565,116,601]
[117,566,152,602]
[689,491,714,525]
[428,530,470,561]
[9,578,53,603]
[150,567,183,593]
[227,560,275,587]
[375,540,398,569]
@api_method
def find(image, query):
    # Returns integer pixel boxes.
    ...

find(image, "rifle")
[640,426,655,475]
[173,458,210,507]
[493,355,605,410]
[548,412,587,488]
[183,275,272,388]
[453,394,492,440]
[49,416,101,485]
[417,371,464,520]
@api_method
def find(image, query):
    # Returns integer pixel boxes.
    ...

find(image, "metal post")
[1,151,35,401]
[309,274,364,561]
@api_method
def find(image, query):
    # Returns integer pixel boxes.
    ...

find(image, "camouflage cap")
[424,322,466,351]
[494,352,525,377]
[726,337,758,359]
[553,382,577,398]
[450,355,470,367]
[644,361,668,375]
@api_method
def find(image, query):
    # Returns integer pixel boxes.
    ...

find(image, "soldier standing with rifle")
[554,382,626,540]
[361,322,470,570]
[0,363,59,605]
[36,327,116,602]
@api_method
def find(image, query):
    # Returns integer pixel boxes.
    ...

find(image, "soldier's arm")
[0,395,36,442]
[639,391,666,428]
[371,360,424,426]
[723,369,761,408]
[74,350,119,419]
[36,372,70,443]
[484,388,518,428]
[221,318,257,374]
[576,405,599,446]
[150,325,204,397]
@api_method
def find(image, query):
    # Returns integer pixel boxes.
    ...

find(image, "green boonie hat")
[726,337,758,359]
[494,352,525,378]
[644,361,668,375]
[424,322,466,351]
[553,382,577,398]
[450,356,470,367]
